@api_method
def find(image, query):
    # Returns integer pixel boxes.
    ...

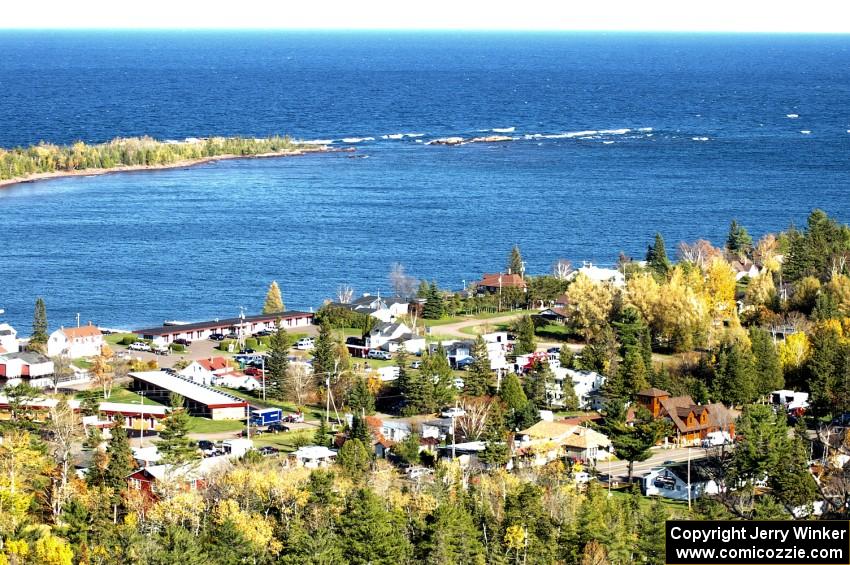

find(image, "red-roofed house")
[475,272,527,294]
[179,357,233,386]
[47,324,104,358]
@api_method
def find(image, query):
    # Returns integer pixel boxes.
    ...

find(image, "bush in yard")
[257,336,271,347]
[245,337,259,350]
[169,343,186,352]
[120,336,138,346]
[219,339,236,352]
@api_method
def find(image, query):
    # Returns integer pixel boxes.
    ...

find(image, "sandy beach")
[0,145,331,190]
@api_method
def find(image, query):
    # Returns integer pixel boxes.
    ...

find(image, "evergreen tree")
[523,360,552,409]
[507,244,525,277]
[422,281,445,319]
[350,414,371,444]
[502,483,556,564]
[417,279,430,298]
[337,439,371,481]
[30,297,49,348]
[394,433,421,465]
[638,498,668,565]
[561,376,580,411]
[465,335,492,396]
[395,346,409,396]
[645,233,671,278]
[513,315,537,356]
[312,323,336,380]
[149,525,210,565]
[726,219,753,257]
[157,394,195,465]
[749,327,783,398]
[348,376,375,416]
[423,344,455,409]
[499,372,529,414]
[262,280,285,314]
[421,502,486,565]
[712,342,756,406]
[313,417,330,447]
[265,328,291,401]
[339,488,412,564]
[620,348,649,398]
[101,415,133,494]
[559,346,575,369]
[605,403,669,483]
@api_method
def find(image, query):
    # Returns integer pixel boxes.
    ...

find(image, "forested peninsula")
[0,135,324,187]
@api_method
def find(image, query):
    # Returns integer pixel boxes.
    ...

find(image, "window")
[129,478,142,490]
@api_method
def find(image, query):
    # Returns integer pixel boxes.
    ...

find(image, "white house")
[0,351,55,380]
[551,368,606,409]
[771,389,809,412]
[367,321,424,353]
[0,323,18,355]
[179,357,232,386]
[380,420,413,442]
[570,262,625,288]
[214,374,261,392]
[332,294,409,323]
[47,324,104,358]
[642,463,720,501]
[291,445,337,468]
[481,332,510,373]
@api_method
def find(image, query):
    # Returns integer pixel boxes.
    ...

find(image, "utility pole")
[261,355,266,401]
[687,445,692,511]
[138,392,145,448]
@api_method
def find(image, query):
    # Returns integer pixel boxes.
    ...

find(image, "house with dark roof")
[365,321,425,353]
[0,323,18,355]
[636,388,738,446]
[329,294,409,323]
[135,311,314,346]
[0,351,54,379]
[642,461,720,500]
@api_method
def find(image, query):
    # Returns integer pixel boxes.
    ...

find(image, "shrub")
[120,336,138,346]
[219,339,236,352]
[245,337,259,350]
[169,343,186,352]
[257,336,271,347]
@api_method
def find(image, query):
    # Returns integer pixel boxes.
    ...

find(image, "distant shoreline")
[0,146,331,190]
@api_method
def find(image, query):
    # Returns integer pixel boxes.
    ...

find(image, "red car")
[244,367,265,377]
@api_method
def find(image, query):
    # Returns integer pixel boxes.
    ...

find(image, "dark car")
[267,423,290,433]
[258,446,279,457]
[209,333,225,341]
[197,440,215,451]
[225,332,239,340]
[239,348,256,355]
[254,330,273,337]
[173,338,192,346]
[547,347,561,354]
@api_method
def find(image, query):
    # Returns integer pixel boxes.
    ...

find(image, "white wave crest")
[492,127,515,133]
[341,137,375,143]
[692,137,709,141]
[787,114,799,118]
[602,141,615,145]
[638,127,653,132]
[598,128,631,135]
[800,130,812,134]
[300,139,334,145]
[380,133,425,139]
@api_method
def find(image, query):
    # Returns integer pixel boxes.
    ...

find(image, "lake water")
[1,31,849,331]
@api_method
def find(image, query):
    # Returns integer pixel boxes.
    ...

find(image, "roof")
[99,402,169,416]
[197,357,230,371]
[562,427,611,449]
[134,311,314,336]
[136,455,232,482]
[637,387,670,398]
[658,395,737,434]
[2,351,51,364]
[476,273,527,289]
[61,325,103,339]
[129,371,248,407]
[519,420,577,440]
[293,445,337,460]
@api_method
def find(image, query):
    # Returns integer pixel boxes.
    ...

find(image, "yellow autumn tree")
[652,268,707,352]
[33,534,74,565]
[825,274,850,318]
[625,272,660,328]
[745,272,777,307]
[704,257,738,325]
[568,273,615,341]
[91,354,114,399]
[778,332,811,371]
[214,499,282,556]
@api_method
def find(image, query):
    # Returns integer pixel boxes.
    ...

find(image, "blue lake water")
[1,31,849,331]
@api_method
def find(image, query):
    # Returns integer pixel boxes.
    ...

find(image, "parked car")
[368,349,392,360]
[406,467,433,480]
[410,360,422,369]
[295,337,315,350]
[441,407,466,418]
[547,347,561,354]
[573,472,592,484]
[258,446,279,457]
[173,338,192,347]
[282,413,304,423]
[128,342,152,352]
[225,332,239,340]
[152,346,169,356]
[266,423,290,434]
[244,367,265,377]
[197,440,217,456]
[452,377,465,390]
[209,333,226,341]
[239,348,256,355]
[254,330,273,337]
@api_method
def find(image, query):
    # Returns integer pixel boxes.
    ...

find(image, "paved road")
[598,445,710,483]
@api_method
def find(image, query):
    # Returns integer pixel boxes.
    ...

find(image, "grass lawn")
[105,332,138,346]
[536,323,571,341]
[340,327,363,337]
[423,309,538,328]
[72,358,92,369]
[211,387,326,420]
[252,430,316,453]
[187,417,244,434]
[459,322,510,336]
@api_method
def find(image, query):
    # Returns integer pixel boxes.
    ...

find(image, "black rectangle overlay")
[666,520,850,564]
